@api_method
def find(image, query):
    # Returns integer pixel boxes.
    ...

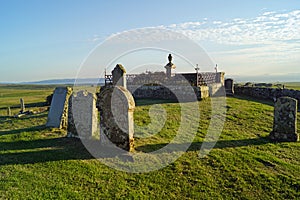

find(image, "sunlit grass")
[0,85,299,199]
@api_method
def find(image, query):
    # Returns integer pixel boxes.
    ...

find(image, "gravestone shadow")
[136,136,271,153]
[0,125,46,136]
[0,137,94,166]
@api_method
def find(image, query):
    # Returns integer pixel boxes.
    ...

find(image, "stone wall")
[234,86,300,104]
[127,85,209,101]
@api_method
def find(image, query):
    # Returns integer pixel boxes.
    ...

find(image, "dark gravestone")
[270,97,298,142]
[225,78,234,96]
[7,107,11,116]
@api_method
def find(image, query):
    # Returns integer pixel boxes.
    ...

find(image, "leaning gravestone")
[67,90,98,138]
[97,64,135,151]
[270,97,298,142]
[46,87,72,129]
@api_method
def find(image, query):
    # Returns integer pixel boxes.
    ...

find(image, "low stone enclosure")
[234,85,300,107]
[115,72,225,100]
[45,59,299,151]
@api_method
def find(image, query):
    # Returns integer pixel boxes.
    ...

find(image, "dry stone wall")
[127,85,209,101]
[234,86,300,105]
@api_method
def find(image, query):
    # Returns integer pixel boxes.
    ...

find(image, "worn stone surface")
[270,97,298,142]
[67,91,98,138]
[225,79,234,96]
[97,86,135,151]
[112,64,127,88]
[46,87,72,128]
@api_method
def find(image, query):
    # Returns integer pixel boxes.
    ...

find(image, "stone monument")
[164,54,176,79]
[225,78,234,96]
[67,90,99,138]
[112,64,126,88]
[97,64,135,151]
[46,87,72,129]
[20,98,25,113]
[270,97,298,142]
[7,107,11,116]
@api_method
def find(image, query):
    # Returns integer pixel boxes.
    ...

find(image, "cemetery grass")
[0,86,300,199]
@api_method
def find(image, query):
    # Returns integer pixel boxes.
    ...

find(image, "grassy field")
[0,85,300,199]
[283,82,300,90]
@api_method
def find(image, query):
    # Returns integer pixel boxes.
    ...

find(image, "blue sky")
[0,0,299,82]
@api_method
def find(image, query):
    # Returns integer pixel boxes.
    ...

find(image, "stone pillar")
[20,98,25,113]
[225,78,234,96]
[97,86,135,152]
[67,91,99,138]
[270,97,298,142]
[7,107,11,116]
[112,64,127,88]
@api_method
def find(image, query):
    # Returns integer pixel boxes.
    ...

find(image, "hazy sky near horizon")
[0,0,299,82]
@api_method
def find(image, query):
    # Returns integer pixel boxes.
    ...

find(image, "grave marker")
[270,97,298,142]
[20,98,25,113]
[46,87,72,128]
[225,78,234,96]
[97,64,135,151]
[67,90,99,138]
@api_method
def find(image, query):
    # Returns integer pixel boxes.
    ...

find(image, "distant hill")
[19,78,105,85]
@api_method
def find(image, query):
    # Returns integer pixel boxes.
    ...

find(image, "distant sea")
[1,73,299,85]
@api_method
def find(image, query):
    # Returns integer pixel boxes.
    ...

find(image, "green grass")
[0,85,300,199]
[283,82,300,90]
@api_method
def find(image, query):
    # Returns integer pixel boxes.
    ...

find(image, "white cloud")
[165,9,300,46]
[160,10,300,76]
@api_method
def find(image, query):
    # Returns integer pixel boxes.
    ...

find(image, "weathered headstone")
[20,98,25,113]
[46,87,72,128]
[67,90,99,138]
[7,107,11,116]
[97,64,135,151]
[270,97,298,142]
[112,64,127,88]
[98,86,135,151]
[225,78,234,96]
